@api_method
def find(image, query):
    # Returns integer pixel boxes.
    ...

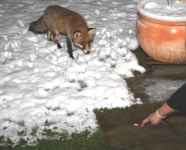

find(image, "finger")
[140,118,150,128]
[133,123,140,127]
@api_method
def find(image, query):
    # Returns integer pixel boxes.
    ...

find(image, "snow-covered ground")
[0,0,145,145]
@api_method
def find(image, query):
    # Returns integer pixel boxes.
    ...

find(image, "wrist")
[156,103,175,119]
[159,103,175,115]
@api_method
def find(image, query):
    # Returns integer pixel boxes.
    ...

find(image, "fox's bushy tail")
[29,16,47,33]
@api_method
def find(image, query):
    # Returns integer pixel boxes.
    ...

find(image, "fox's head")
[72,28,96,54]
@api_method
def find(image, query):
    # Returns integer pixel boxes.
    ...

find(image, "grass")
[0,130,112,150]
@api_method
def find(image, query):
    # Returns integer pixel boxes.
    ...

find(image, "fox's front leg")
[66,37,74,59]
[47,31,53,41]
[47,31,62,48]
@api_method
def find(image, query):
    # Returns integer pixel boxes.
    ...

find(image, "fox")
[29,5,95,59]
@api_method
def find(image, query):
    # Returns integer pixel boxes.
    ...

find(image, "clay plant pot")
[137,0,186,64]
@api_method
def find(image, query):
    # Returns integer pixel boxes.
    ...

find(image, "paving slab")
[127,49,186,103]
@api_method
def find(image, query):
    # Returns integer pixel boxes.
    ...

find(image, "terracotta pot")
[137,1,186,63]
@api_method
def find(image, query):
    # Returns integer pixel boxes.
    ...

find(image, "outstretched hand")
[133,110,166,128]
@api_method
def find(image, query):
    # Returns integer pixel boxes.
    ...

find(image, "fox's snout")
[82,48,91,54]
[72,28,95,54]
[73,43,91,54]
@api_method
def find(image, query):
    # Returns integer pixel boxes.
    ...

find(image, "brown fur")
[29,5,95,58]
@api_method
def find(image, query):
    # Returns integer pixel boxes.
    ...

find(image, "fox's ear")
[88,28,96,40]
[73,31,81,40]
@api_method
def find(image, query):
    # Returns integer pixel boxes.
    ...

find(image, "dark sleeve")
[167,83,186,112]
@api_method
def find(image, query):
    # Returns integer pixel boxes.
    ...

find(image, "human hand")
[134,110,166,128]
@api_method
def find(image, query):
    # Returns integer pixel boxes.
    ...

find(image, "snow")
[138,0,186,21]
[0,0,145,145]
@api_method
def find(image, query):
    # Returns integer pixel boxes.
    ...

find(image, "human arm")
[166,83,186,113]
[134,83,186,128]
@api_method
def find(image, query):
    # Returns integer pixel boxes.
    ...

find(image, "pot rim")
[137,0,186,22]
